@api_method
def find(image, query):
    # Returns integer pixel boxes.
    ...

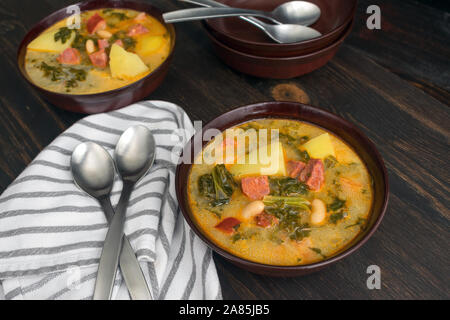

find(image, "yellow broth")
[25,8,172,94]
[188,119,373,266]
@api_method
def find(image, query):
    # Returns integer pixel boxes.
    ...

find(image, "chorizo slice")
[241,176,270,200]
[299,159,324,191]
[87,13,106,34]
[215,217,241,234]
[57,48,81,65]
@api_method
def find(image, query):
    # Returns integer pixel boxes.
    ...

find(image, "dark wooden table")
[0,0,448,300]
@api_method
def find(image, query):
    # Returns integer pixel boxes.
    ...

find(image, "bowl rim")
[175,101,389,273]
[203,18,354,61]
[16,0,176,98]
[204,0,357,48]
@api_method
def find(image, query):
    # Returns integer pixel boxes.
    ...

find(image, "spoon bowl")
[71,142,115,198]
[249,21,321,44]
[272,1,321,26]
[114,125,156,182]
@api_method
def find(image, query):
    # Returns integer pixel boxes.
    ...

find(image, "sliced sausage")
[299,159,324,191]
[241,176,270,200]
[86,13,106,34]
[127,24,149,36]
[114,39,124,47]
[89,49,108,68]
[134,12,147,22]
[97,39,109,50]
[287,160,306,179]
[57,48,81,65]
[255,212,278,228]
[215,217,241,234]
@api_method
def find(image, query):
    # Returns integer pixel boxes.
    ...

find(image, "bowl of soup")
[176,101,389,276]
[17,0,175,113]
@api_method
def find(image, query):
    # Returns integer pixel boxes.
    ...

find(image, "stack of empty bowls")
[203,0,357,79]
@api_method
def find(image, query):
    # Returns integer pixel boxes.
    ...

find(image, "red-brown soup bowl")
[175,101,389,276]
[203,18,354,79]
[204,0,357,58]
[17,0,176,114]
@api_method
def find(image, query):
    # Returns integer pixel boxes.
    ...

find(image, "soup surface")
[25,8,172,94]
[188,119,373,266]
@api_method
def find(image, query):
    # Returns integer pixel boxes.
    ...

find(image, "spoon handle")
[179,0,272,30]
[98,198,152,300]
[179,0,227,8]
[163,7,278,24]
[94,185,133,300]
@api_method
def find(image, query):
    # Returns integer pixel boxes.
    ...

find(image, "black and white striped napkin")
[0,101,222,300]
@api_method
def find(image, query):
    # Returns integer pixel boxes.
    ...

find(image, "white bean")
[310,199,326,225]
[241,201,265,221]
[97,30,112,39]
[85,39,95,54]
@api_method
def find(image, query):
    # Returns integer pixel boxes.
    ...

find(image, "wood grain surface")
[0,0,448,299]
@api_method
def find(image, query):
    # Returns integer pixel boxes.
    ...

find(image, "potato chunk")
[229,141,286,177]
[109,43,149,79]
[302,133,335,159]
[136,35,165,56]
[27,29,75,53]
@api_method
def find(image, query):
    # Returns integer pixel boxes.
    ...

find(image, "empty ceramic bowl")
[204,18,354,79]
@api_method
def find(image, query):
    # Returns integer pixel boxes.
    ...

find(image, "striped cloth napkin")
[0,101,222,300]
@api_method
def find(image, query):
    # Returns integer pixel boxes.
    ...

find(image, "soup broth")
[25,8,172,94]
[188,119,373,266]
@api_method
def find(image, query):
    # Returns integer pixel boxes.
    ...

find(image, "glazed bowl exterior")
[175,101,389,276]
[204,19,354,79]
[17,0,176,114]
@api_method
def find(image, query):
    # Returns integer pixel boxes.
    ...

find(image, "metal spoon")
[71,142,152,300]
[93,126,156,300]
[167,1,321,43]
[164,1,321,26]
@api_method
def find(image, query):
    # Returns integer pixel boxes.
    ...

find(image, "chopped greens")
[38,62,87,89]
[327,197,347,224]
[264,199,311,241]
[68,67,87,81]
[296,150,310,163]
[263,196,310,211]
[109,31,136,50]
[54,27,74,44]
[206,208,222,219]
[345,218,367,231]
[198,164,235,207]
[329,211,347,224]
[309,247,326,259]
[198,174,215,198]
[327,197,346,212]
[38,62,63,81]
[71,31,97,52]
[269,177,308,196]
[324,155,338,169]
[212,164,235,198]
[109,12,128,21]
[279,132,309,146]
[268,233,284,245]
[231,229,257,243]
